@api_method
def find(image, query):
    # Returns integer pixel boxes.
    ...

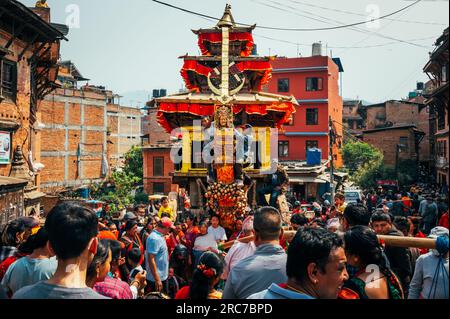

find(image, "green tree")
[342,142,383,172]
[353,156,385,189]
[89,146,144,212]
[123,145,143,184]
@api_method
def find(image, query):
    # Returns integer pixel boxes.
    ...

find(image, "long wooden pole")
[221,231,437,251]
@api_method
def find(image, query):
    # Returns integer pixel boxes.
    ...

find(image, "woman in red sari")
[182,213,199,252]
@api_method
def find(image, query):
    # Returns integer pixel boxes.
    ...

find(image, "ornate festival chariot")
[152,5,297,224]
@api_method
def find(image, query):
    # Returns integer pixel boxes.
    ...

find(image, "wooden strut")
[221,231,438,251]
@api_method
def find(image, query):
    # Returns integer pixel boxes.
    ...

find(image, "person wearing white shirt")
[222,216,256,280]
[208,215,228,244]
[193,221,219,267]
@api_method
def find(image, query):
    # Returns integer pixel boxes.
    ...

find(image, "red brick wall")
[41,129,65,152]
[0,33,33,177]
[39,90,108,189]
[143,147,174,194]
[365,101,430,163]
[144,109,171,145]
[363,129,417,166]
[40,157,65,184]
[84,105,105,127]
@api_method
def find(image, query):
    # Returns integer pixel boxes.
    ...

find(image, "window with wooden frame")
[278,78,290,93]
[399,137,409,152]
[0,59,18,102]
[278,141,289,158]
[153,157,164,176]
[306,77,323,92]
[306,108,319,125]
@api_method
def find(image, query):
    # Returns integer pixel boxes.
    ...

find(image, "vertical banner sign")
[0,131,11,164]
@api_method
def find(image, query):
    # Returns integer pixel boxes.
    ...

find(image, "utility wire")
[332,120,364,143]
[151,0,424,32]
[252,0,430,49]
[197,13,434,50]
[287,0,446,26]
[332,0,414,54]
[193,10,435,50]
[253,33,436,49]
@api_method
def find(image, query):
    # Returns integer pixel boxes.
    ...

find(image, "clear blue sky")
[23,0,449,105]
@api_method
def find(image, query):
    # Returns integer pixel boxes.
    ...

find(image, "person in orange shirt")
[166,224,185,258]
[401,192,413,212]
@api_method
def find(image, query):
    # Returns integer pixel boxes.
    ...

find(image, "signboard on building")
[377,180,399,187]
[0,131,11,164]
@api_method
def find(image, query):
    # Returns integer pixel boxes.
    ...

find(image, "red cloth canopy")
[156,101,296,133]
[180,60,272,92]
[198,32,254,57]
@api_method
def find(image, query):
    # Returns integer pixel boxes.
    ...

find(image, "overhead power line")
[197,13,435,51]
[287,0,446,26]
[151,0,424,32]
[251,0,430,49]
[253,33,436,49]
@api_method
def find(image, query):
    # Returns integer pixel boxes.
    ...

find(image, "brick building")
[39,84,109,191]
[0,0,66,217]
[363,125,425,166]
[141,95,175,195]
[363,100,428,167]
[142,103,171,145]
[424,27,449,188]
[343,100,366,139]
[142,144,174,195]
[267,53,344,167]
[39,60,139,192]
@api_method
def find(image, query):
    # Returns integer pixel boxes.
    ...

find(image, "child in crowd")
[127,248,145,297]
[167,267,187,299]
[158,197,174,221]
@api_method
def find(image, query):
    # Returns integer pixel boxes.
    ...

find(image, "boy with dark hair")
[290,214,308,231]
[334,193,347,215]
[13,202,107,299]
[370,211,412,295]
[158,197,174,221]
[343,203,372,231]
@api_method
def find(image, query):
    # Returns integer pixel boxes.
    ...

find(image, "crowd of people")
[0,183,448,300]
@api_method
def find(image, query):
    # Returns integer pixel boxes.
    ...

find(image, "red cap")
[160,217,175,229]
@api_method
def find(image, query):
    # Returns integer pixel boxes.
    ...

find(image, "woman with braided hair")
[339,226,404,299]
[175,251,224,300]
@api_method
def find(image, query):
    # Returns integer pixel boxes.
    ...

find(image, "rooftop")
[151,91,297,105]
[0,176,29,188]
[0,0,67,42]
[363,124,423,134]
[366,100,425,108]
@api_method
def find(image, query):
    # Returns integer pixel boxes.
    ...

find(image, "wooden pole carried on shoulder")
[221,231,437,251]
